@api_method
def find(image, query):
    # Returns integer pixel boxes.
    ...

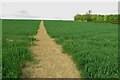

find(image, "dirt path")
[23,21,80,78]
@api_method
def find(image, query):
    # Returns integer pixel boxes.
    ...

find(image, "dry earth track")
[23,21,80,78]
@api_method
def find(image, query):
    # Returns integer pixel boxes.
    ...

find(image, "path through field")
[23,21,80,78]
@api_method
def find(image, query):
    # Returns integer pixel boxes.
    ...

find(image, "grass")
[44,20,118,78]
[0,19,2,79]
[2,19,40,78]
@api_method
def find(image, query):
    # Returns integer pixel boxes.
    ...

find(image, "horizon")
[1,13,119,21]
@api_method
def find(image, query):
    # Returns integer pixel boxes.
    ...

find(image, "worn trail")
[23,21,80,78]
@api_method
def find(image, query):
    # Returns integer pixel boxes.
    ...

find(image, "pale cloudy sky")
[0,0,119,20]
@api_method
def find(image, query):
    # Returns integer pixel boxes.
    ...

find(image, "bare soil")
[22,21,80,78]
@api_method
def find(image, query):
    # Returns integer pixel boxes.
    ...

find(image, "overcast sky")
[0,0,119,20]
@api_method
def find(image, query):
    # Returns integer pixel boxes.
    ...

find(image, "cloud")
[18,10,28,14]
[2,10,38,18]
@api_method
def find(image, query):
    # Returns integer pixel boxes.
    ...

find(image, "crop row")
[44,20,118,78]
[2,20,39,78]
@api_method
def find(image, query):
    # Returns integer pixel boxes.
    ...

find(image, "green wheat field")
[2,19,118,78]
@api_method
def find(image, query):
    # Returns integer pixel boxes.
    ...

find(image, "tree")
[86,10,92,22]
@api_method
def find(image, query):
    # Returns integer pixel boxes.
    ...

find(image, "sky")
[0,0,119,20]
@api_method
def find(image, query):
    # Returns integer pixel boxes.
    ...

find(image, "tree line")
[74,13,120,24]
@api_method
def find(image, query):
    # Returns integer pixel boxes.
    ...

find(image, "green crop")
[2,19,118,78]
[0,19,2,79]
[44,20,118,78]
[2,19,40,78]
